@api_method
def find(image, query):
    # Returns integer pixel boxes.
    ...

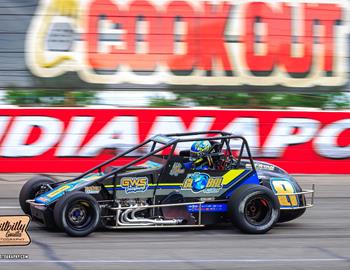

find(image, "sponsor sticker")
[0,216,31,246]
[246,163,275,171]
[121,177,149,193]
[182,173,223,193]
[84,186,101,194]
[169,162,185,177]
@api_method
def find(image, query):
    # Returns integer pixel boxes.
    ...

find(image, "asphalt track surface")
[0,174,349,270]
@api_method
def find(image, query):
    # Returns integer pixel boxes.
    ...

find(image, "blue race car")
[19,131,314,236]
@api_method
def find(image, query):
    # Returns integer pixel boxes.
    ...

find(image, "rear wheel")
[19,175,55,215]
[54,191,100,237]
[228,185,280,234]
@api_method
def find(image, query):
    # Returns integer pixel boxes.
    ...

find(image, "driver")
[184,140,213,170]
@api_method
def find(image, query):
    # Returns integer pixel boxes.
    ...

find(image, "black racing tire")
[228,185,280,234]
[53,191,100,237]
[19,175,56,215]
[278,208,306,223]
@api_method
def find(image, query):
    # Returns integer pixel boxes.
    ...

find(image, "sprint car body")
[20,131,314,236]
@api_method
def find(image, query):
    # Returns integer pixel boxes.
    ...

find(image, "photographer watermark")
[0,254,29,260]
[0,215,31,246]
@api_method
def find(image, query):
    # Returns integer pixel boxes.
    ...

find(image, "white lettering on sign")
[0,112,348,162]
[314,119,350,159]
[223,117,260,156]
[262,118,320,157]
[56,116,94,156]
[79,116,138,156]
[1,116,63,157]
[0,117,10,142]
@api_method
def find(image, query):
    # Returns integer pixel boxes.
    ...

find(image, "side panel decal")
[270,178,299,208]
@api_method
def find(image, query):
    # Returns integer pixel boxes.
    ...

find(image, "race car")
[19,131,314,237]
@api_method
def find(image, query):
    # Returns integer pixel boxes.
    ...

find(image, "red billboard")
[21,0,348,91]
[0,108,349,173]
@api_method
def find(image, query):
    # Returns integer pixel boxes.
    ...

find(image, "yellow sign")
[0,215,31,246]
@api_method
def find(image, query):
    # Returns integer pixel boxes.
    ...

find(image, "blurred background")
[0,0,349,173]
[0,2,349,267]
[1,0,349,109]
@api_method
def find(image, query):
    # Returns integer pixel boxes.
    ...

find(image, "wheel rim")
[244,196,272,226]
[66,200,93,230]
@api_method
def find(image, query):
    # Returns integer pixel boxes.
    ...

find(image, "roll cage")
[56,131,257,200]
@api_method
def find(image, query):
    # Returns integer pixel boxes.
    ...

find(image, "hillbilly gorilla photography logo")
[0,216,31,246]
[26,0,348,87]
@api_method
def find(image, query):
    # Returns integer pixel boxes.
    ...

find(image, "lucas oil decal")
[121,177,149,193]
[182,173,223,193]
[84,186,101,194]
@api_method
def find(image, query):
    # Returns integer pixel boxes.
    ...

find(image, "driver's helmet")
[190,140,211,161]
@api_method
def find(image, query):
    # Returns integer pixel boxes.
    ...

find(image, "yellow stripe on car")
[222,169,245,186]
[46,185,70,198]
[104,169,247,189]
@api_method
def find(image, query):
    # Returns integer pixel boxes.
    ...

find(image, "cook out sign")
[26,0,348,87]
[0,108,349,173]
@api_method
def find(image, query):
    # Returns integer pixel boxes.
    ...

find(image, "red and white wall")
[0,108,349,174]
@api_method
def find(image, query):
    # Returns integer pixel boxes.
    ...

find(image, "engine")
[102,199,185,228]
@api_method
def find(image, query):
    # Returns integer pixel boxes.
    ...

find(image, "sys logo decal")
[121,177,149,193]
[182,173,223,193]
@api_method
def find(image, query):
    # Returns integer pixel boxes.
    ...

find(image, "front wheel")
[228,185,280,234]
[54,191,100,237]
[19,175,56,215]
